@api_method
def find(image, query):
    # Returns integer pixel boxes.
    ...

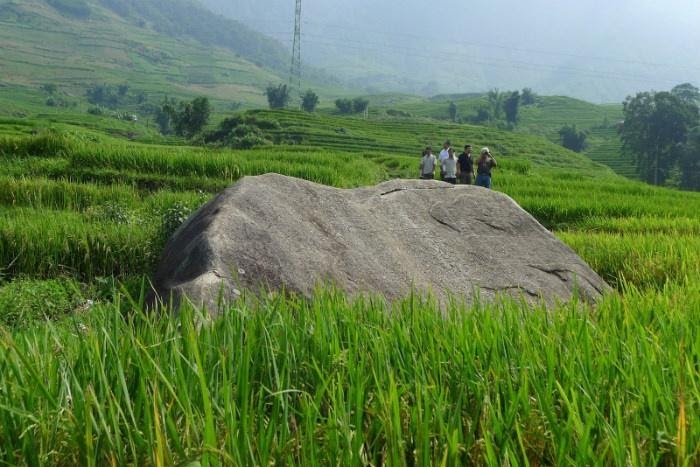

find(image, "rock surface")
[150,174,609,312]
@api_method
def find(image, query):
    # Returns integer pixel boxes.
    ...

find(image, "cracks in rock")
[473,217,508,233]
[479,285,540,298]
[430,212,461,233]
[379,186,455,197]
[528,264,573,283]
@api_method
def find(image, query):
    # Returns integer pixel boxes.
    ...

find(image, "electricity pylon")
[290,0,302,103]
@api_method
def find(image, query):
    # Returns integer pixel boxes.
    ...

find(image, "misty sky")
[201,0,700,101]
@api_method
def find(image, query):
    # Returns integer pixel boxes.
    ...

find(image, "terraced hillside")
[366,93,638,179]
[585,128,637,178]
[238,109,607,174]
[0,0,338,109]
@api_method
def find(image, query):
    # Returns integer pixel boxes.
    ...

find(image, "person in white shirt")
[442,147,458,184]
[419,147,437,179]
[438,140,451,180]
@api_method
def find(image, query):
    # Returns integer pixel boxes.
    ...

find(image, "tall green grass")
[0,287,697,465]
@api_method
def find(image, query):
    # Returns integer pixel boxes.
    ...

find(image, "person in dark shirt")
[476,147,497,189]
[457,144,474,185]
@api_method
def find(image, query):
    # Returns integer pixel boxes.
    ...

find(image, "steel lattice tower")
[290,0,302,99]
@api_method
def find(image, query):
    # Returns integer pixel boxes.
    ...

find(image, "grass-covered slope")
[0,110,699,464]
[368,94,638,179]
[0,0,293,106]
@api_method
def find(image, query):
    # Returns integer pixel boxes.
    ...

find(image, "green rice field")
[0,111,699,465]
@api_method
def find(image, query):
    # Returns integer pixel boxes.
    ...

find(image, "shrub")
[335,98,353,114]
[301,90,319,112]
[265,84,290,109]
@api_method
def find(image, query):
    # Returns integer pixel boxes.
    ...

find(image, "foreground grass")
[0,287,697,466]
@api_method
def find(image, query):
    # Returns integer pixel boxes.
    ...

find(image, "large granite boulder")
[150,174,609,312]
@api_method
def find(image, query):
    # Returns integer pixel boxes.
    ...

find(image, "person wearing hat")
[475,147,497,188]
[438,140,451,181]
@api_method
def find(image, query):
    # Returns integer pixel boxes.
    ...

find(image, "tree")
[470,107,491,124]
[352,97,369,114]
[448,101,458,122]
[678,127,700,190]
[503,91,521,124]
[619,91,699,185]
[301,90,319,112]
[671,83,700,106]
[558,124,588,152]
[335,98,353,114]
[117,84,129,97]
[521,88,536,106]
[265,84,290,109]
[157,96,210,137]
[487,89,504,121]
[179,96,211,137]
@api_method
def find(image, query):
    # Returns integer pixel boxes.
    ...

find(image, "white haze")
[200,0,700,102]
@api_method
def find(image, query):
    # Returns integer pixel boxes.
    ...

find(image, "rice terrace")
[1,0,700,465]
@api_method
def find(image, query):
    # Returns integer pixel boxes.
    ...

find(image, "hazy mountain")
[199,0,700,102]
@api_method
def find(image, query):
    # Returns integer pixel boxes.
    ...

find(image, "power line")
[242,16,700,74]
[264,32,689,88]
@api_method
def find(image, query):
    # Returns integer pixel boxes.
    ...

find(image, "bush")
[265,84,290,109]
[352,97,369,114]
[301,90,319,112]
[335,98,353,114]
[559,124,588,152]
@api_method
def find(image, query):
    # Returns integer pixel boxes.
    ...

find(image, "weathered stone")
[149,174,609,312]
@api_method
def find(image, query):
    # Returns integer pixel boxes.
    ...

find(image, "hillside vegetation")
[0,0,301,106]
[0,106,698,464]
[369,93,637,179]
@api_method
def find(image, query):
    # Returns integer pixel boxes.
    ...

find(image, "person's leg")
[484,176,492,189]
[475,174,485,187]
[446,177,456,185]
[467,173,473,185]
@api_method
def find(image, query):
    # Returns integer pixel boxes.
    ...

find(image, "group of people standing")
[419,141,497,189]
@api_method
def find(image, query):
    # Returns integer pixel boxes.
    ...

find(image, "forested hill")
[94,0,289,72]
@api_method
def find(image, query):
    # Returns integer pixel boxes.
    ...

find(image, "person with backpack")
[457,144,474,184]
[475,147,497,188]
[419,146,437,180]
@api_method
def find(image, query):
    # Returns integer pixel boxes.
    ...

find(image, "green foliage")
[448,101,457,122]
[158,96,211,137]
[558,124,588,152]
[335,98,353,114]
[0,286,698,464]
[203,115,278,149]
[301,89,319,112]
[0,278,82,327]
[671,82,700,105]
[503,90,521,124]
[521,87,537,105]
[619,89,699,185]
[678,126,700,190]
[352,97,369,114]
[265,84,290,109]
[1,110,700,464]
